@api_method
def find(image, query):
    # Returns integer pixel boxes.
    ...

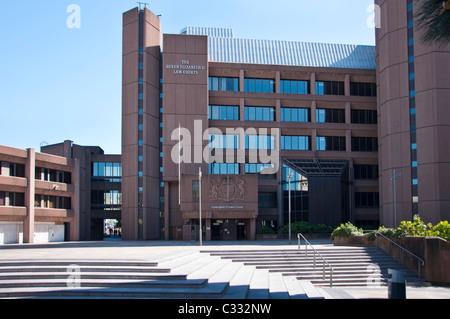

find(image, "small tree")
[415,0,450,44]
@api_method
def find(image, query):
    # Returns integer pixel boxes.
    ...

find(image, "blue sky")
[0,0,376,155]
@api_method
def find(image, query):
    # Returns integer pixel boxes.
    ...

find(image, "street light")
[391,169,402,227]
[287,168,294,244]
[198,167,203,246]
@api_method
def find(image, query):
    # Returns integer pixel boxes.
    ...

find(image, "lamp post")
[198,167,203,246]
[287,169,294,244]
[391,169,402,227]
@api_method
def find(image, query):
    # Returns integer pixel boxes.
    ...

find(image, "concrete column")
[70,159,80,241]
[311,101,317,123]
[249,218,256,240]
[312,129,317,151]
[345,74,351,96]
[276,100,281,123]
[23,148,35,244]
[205,218,211,241]
[345,102,351,124]
[239,69,245,92]
[275,71,281,93]
[346,130,352,153]
[164,182,170,240]
[240,98,245,122]
[310,73,316,95]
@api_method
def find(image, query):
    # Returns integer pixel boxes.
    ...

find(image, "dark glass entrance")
[211,219,247,240]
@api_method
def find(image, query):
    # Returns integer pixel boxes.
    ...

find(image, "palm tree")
[415,0,450,44]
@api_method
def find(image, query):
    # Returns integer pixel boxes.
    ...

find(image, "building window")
[317,136,346,151]
[351,137,378,152]
[281,136,310,151]
[280,80,309,94]
[209,105,239,120]
[91,190,122,210]
[0,191,5,206]
[244,106,275,121]
[316,108,345,123]
[281,108,309,122]
[244,78,274,93]
[92,162,122,182]
[9,163,25,178]
[209,77,239,92]
[209,134,240,150]
[245,163,275,174]
[192,180,199,198]
[315,81,345,95]
[258,192,277,209]
[351,109,377,124]
[354,164,379,179]
[355,192,379,208]
[245,135,276,150]
[350,82,377,96]
[209,163,240,175]
[9,192,25,207]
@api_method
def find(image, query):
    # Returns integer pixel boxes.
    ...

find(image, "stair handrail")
[297,233,334,287]
[375,232,425,277]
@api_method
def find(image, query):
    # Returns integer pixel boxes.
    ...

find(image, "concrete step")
[0,278,208,289]
[0,265,171,273]
[0,283,229,299]
[0,271,187,281]
[221,264,255,299]
[268,272,290,299]
[247,269,270,299]
[0,260,159,267]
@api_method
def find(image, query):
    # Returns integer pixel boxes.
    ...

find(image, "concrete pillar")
[310,73,316,95]
[164,182,170,240]
[346,130,352,153]
[249,218,256,240]
[275,71,281,93]
[345,74,351,96]
[311,101,317,123]
[239,69,245,92]
[70,159,80,241]
[23,148,35,244]
[345,102,351,124]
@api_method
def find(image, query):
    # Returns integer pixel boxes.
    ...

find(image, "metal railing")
[297,233,334,287]
[375,232,425,277]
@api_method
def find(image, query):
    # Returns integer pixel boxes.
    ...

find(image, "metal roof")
[182,27,376,70]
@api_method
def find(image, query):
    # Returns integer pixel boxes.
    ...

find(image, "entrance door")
[237,223,246,240]
[211,223,221,241]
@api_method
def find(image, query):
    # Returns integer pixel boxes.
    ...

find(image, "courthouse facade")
[121,8,380,240]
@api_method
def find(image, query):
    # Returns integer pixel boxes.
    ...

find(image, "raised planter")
[332,235,375,247]
[256,234,278,240]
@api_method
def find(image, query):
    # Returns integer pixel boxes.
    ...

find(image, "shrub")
[330,222,364,241]
[257,226,275,235]
[431,220,450,241]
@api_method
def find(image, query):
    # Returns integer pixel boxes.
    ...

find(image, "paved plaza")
[0,239,449,299]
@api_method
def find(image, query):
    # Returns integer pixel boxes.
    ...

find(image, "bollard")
[388,269,406,299]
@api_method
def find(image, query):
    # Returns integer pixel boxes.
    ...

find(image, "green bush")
[367,217,450,242]
[279,221,334,235]
[257,226,275,235]
[330,222,364,241]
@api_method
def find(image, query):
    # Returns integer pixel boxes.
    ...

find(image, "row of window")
[92,162,122,182]
[34,195,72,209]
[91,190,122,208]
[209,77,376,96]
[208,106,376,124]
[35,167,72,184]
[208,134,377,152]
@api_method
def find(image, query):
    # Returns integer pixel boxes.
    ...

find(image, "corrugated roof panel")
[181,27,376,69]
